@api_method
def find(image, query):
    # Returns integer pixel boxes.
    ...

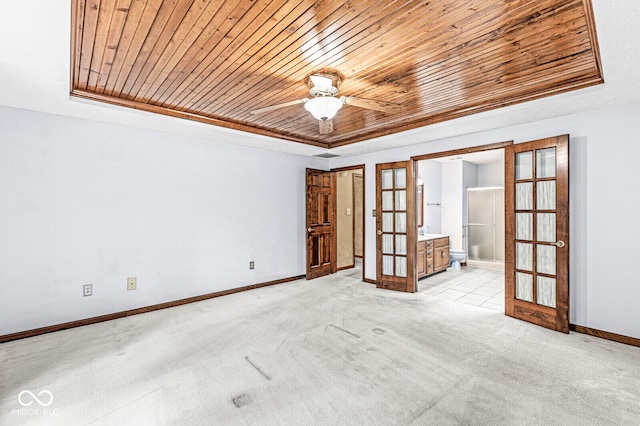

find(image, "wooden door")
[306,169,337,280]
[505,135,570,333]
[375,161,416,292]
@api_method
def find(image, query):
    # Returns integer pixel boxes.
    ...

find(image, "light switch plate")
[83,284,93,297]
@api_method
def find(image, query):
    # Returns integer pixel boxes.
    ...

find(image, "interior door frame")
[332,164,366,283]
[305,168,337,280]
[375,160,416,292]
[505,135,570,333]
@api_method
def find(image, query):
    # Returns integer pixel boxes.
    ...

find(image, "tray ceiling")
[71,0,603,149]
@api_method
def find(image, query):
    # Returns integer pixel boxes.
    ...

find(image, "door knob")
[553,240,565,248]
[377,230,383,235]
[307,227,312,232]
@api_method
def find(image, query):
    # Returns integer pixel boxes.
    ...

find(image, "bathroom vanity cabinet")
[417,235,450,279]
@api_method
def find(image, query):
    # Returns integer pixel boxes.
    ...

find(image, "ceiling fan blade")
[250,98,308,115]
[341,96,402,113]
[318,119,334,135]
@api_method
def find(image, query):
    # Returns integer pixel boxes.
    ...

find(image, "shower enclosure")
[466,187,505,263]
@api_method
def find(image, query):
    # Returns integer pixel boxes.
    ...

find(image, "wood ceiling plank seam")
[219,0,408,118]
[389,55,594,112]
[118,0,182,98]
[145,0,231,104]
[217,0,424,118]
[272,55,596,137]
[95,0,134,93]
[170,0,280,111]
[180,3,350,113]
[234,0,500,116]
[234,6,596,140]
[201,0,398,115]
[87,0,118,90]
[182,0,303,113]
[356,59,595,122]
[109,0,170,97]
[340,2,590,102]
[101,0,150,95]
[193,0,312,104]
[134,0,220,103]
[239,0,470,124]
[77,0,102,90]
[334,0,540,95]
[327,71,601,146]
[219,0,429,116]
[126,0,198,101]
[71,0,86,88]
[324,0,538,97]
[184,0,331,114]
[399,19,593,103]
[155,0,269,108]
[152,0,309,107]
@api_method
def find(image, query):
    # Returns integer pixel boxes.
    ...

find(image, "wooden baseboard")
[363,278,377,285]
[337,265,355,272]
[0,275,304,344]
[570,324,640,348]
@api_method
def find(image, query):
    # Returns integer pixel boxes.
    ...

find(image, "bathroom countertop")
[417,233,449,242]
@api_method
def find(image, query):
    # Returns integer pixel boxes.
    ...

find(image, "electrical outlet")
[83,284,93,297]
[127,277,137,291]
[249,261,255,270]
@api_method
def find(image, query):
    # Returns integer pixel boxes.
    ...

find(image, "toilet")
[449,250,466,271]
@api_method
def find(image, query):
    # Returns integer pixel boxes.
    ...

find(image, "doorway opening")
[415,148,506,311]
[334,166,365,281]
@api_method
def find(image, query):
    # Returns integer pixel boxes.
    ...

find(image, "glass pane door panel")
[537,276,557,308]
[537,181,556,210]
[395,212,406,232]
[516,242,533,271]
[516,213,533,240]
[537,213,556,242]
[395,235,407,255]
[382,213,393,232]
[383,255,393,275]
[395,190,406,210]
[515,272,533,302]
[382,191,393,210]
[382,235,393,254]
[515,151,533,180]
[515,182,533,210]
[536,148,556,178]
[537,245,556,275]
[381,170,393,189]
[394,168,407,189]
[396,257,407,277]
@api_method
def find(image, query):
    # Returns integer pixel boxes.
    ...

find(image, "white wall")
[331,100,640,340]
[0,106,324,335]
[477,161,505,187]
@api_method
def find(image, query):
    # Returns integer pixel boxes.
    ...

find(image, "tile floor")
[418,264,505,311]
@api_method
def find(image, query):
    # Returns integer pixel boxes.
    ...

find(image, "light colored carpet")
[1,269,639,425]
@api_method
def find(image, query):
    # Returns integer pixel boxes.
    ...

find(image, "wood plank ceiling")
[71,0,603,149]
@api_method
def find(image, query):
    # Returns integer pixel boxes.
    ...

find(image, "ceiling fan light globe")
[304,97,343,121]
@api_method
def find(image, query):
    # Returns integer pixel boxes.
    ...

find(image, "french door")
[375,161,416,292]
[306,169,337,279]
[505,135,569,333]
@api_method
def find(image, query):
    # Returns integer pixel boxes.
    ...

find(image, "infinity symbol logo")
[18,390,54,407]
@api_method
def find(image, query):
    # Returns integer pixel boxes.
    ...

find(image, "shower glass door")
[467,187,505,262]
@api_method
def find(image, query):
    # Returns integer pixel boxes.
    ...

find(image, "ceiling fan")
[249,73,402,134]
